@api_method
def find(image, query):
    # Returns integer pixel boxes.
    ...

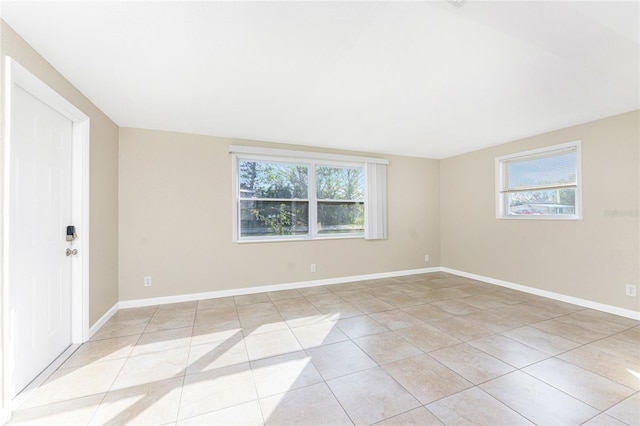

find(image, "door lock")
[66,248,78,257]
[66,225,77,242]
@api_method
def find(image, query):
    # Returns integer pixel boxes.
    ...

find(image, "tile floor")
[8,272,640,426]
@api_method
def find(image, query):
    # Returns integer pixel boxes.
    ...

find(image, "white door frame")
[2,57,90,408]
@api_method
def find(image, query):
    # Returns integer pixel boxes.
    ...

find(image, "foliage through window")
[238,159,365,239]
[496,141,581,219]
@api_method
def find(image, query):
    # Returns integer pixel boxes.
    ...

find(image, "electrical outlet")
[424,254,430,262]
[310,264,316,273]
[144,276,152,287]
[625,284,637,297]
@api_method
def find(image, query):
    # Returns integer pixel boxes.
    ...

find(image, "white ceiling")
[1,1,638,159]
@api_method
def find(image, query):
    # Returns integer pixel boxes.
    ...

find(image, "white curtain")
[365,162,387,240]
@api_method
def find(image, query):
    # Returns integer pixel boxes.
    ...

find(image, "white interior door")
[7,84,74,398]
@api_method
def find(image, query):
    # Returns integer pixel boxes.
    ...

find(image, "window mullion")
[309,162,318,237]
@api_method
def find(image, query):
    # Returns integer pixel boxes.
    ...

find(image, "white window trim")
[230,145,388,242]
[495,140,582,220]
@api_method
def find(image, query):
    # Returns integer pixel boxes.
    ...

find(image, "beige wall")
[0,20,120,326]
[441,111,640,312]
[118,128,440,301]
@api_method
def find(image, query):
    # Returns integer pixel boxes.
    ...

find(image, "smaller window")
[496,141,582,220]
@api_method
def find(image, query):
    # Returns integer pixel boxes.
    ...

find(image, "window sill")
[236,234,364,244]
[497,215,582,221]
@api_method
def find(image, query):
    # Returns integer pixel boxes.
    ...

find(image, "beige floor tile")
[306,293,345,307]
[234,293,270,306]
[155,301,197,315]
[523,300,583,318]
[429,343,514,384]
[503,325,581,355]
[493,290,533,305]
[317,302,364,320]
[530,318,608,344]
[179,363,257,420]
[259,382,351,426]
[289,321,348,349]
[575,309,640,328]
[351,298,396,314]
[90,317,149,341]
[237,302,279,319]
[272,297,315,313]
[335,315,389,339]
[191,319,243,346]
[178,400,264,425]
[382,354,473,404]
[614,326,640,345]
[379,293,424,308]
[524,358,636,410]
[250,351,323,398]
[186,335,249,374]
[400,304,452,322]
[587,335,640,362]
[374,407,443,426]
[21,359,126,408]
[582,413,629,426]
[145,310,196,333]
[240,312,288,336]
[297,285,331,296]
[280,308,327,328]
[111,347,189,390]
[555,312,630,335]
[131,327,192,356]
[196,296,236,311]
[8,393,104,425]
[430,300,482,316]
[491,305,550,325]
[306,340,377,380]
[456,295,508,310]
[426,387,533,426]
[17,272,640,426]
[327,367,420,426]
[111,306,157,321]
[467,334,550,368]
[369,309,423,330]
[606,392,640,425]
[193,305,239,327]
[560,345,640,390]
[354,331,422,365]
[62,335,138,369]
[480,371,600,425]
[428,316,493,342]
[459,310,522,333]
[244,329,303,361]
[394,323,461,352]
[267,289,302,301]
[90,377,183,425]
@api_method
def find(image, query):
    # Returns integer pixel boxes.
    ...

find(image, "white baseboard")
[88,302,119,338]
[118,267,440,309]
[441,267,640,321]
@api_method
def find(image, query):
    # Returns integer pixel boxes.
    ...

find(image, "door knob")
[65,248,78,256]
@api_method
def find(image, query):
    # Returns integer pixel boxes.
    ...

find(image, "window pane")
[240,200,309,237]
[316,166,364,200]
[317,201,364,234]
[506,150,576,190]
[240,161,308,199]
[506,188,576,216]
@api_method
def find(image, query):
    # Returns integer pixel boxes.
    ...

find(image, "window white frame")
[230,145,388,242]
[495,140,582,220]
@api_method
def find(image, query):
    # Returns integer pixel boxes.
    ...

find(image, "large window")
[231,146,387,241]
[496,141,581,219]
